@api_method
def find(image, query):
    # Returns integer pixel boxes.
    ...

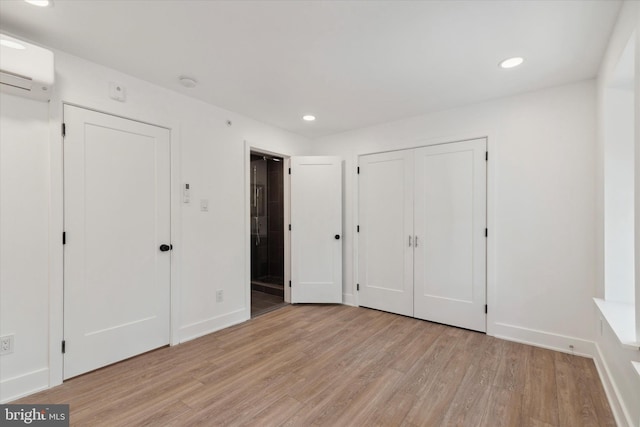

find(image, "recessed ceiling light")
[0,38,26,50]
[24,0,52,7]
[302,115,316,121]
[500,57,524,69]
[179,76,197,88]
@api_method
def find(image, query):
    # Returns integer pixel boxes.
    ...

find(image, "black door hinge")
[485,152,488,161]
[357,283,360,291]
[485,228,488,237]
[357,225,360,233]
[357,166,360,174]
[288,167,291,175]
[288,224,291,231]
[62,123,66,137]
[61,340,66,354]
[289,280,291,288]
[62,232,66,245]
[485,304,488,314]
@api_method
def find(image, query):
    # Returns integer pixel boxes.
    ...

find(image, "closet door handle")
[408,236,412,247]
[414,236,418,247]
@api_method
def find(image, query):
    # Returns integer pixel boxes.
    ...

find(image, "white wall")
[0,47,312,402]
[604,87,635,303]
[313,80,598,352]
[2,11,637,422]
[602,21,636,305]
[594,2,640,426]
[0,94,51,401]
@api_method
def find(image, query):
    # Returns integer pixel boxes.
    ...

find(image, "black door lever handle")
[159,244,173,252]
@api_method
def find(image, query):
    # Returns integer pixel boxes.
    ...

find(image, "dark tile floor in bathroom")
[251,290,287,317]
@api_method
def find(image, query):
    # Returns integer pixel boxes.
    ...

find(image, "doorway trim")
[244,141,292,321]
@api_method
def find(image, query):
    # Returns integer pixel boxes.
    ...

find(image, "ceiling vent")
[0,34,54,101]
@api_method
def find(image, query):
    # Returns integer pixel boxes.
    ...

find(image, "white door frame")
[48,102,180,389]
[355,134,496,336]
[244,142,292,318]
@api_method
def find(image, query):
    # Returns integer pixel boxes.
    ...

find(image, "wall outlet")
[599,318,603,336]
[216,290,224,303]
[200,199,209,212]
[0,335,14,355]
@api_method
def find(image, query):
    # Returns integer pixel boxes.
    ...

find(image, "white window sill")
[593,298,639,351]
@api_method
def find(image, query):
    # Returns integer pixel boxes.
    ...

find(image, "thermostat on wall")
[183,183,190,204]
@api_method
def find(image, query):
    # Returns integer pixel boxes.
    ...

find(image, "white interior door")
[413,139,487,332]
[358,150,414,316]
[290,156,342,303]
[63,105,171,379]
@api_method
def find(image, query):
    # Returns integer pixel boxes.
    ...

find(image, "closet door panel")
[358,150,413,316]
[413,139,487,332]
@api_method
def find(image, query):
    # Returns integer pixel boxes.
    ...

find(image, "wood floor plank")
[361,390,416,427]
[308,367,404,426]
[523,417,557,427]
[440,333,501,426]
[239,395,304,427]
[12,305,613,427]
[286,355,383,425]
[555,352,600,427]
[479,386,523,427]
[522,346,560,425]
[403,329,483,426]
[493,339,529,393]
[395,328,459,396]
[577,356,616,426]
[73,378,201,426]
[336,368,407,426]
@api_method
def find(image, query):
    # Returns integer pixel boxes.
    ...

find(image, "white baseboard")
[342,293,356,307]
[0,367,49,403]
[592,343,635,427]
[179,308,248,343]
[492,322,596,358]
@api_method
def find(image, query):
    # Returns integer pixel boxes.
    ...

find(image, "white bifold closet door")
[413,140,486,331]
[290,156,343,303]
[63,105,171,379]
[358,138,486,332]
[358,150,414,316]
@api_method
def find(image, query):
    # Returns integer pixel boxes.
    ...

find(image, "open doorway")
[250,152,288,317]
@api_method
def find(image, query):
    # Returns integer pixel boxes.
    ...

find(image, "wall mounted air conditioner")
[0,34,54,101]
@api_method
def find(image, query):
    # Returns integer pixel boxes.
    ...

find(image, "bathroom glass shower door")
[250,153,285,315]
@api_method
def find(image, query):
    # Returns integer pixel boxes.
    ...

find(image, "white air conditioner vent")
[0,34,54,101]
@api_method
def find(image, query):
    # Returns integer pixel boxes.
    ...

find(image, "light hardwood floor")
[16,305,615,426]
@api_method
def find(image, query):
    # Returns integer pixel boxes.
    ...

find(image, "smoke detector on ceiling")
[179,76,197,88]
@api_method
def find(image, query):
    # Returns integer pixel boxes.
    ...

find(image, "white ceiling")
[0,0,621,138]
